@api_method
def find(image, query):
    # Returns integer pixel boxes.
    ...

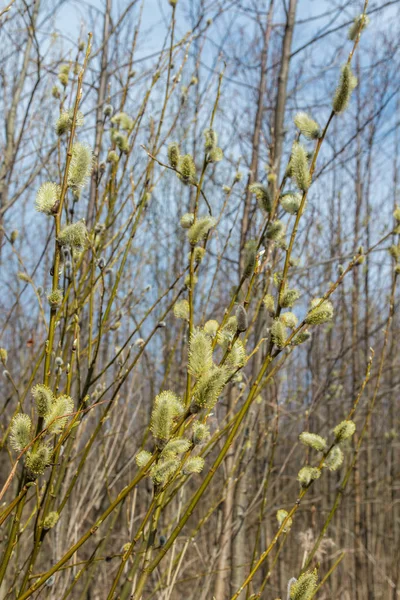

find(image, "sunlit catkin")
[178,154,197,184]
[289,569,318,600]
[276,509,292,532]
[271,319,287,349]
[47,288,63,308]
[281,191,302,215]
[333,419,356,442]
[173,299,189,320]
[183,456,204,475]
[299,432,327,452]
[35,182,61,215]
[32,384,54,417]
[150,458,180,485]
[188,329,213,378]
[150,391,184,447]
[191,366,228,412]
[161,437,191,457]
[187,216,216,245]
[332,64,358,114]
[297,466,321,488]
[135,449,153,468]
[180,213,194,229]
[305,298,334,325]
[68,143,93,195]
[111,112,134,131]
[280,311,298,329]
[294,112,320,140]
[192,422,210,445]
[323,446,344,471]
[45,395,74,433]
[26,442,52,476]
[290,142,311,191]
[10,414,32,451]
[58,221,87,250]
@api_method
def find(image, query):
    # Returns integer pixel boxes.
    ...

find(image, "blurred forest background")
[0,0,399,598]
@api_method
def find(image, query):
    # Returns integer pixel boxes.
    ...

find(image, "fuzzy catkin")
[290,143,311,191]
[289,569,318,600]
[188,329,213,378]
[332,64,358,114]
[293,112,320,139]
[299,432,327,452]
[35,182,61,215]
[249,183,271,213]
[167,142,180,168]
[235,305,248,332]
[187,216,216,245]
[32,384,54,417]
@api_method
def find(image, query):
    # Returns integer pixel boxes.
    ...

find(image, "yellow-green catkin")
[297,466,321,488]
[167,142,180,168]
[290,142,311,191]
[135,449,153,468]
[263,293,275,315]
[281,191,302,215]
[150,391,184,447]
[32,384,54,417]
[294,112,320,140]
[111,130,129,153]
[280,311,298,329]
[243,240,257,278]
[299,432,327,452]
[289,569,318,600]
[107,150,119,164]
[249,183,271,213]
[111,112,134,131]
[348,14,369,41]
[180,213,194,229]
[187,216,216,245]
[271,319,287,349]
[183,456,204,475]
[203,128,218,151]
[266,219,284,241]
[204,319,219,336]
[161,437,191,458]
[44,395,74,433]
[191,366,228,412]
[193,246,206,264]
[43,511,59,530]
[10,414,32,451]
[333,419,356,442]
[26,442,52,476]
[58,221,87,250]
[276,509,292,532]
[35,182,61,215]
[173,299,189,320]
[58,64,70,87]
[150,457,180,485]
[188,329,213,377]
[225,340,246,369]
[207,146,223,163]
[0,348,7,365]
[47,288,63,308]
[55,109,84,136]
[68,143,93,195]
[323,446,343,471]
[192,422,210,445]
[280,288,300,308]
[332,64,358,114]
[305,298,334,325]
[178,154,197,184]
